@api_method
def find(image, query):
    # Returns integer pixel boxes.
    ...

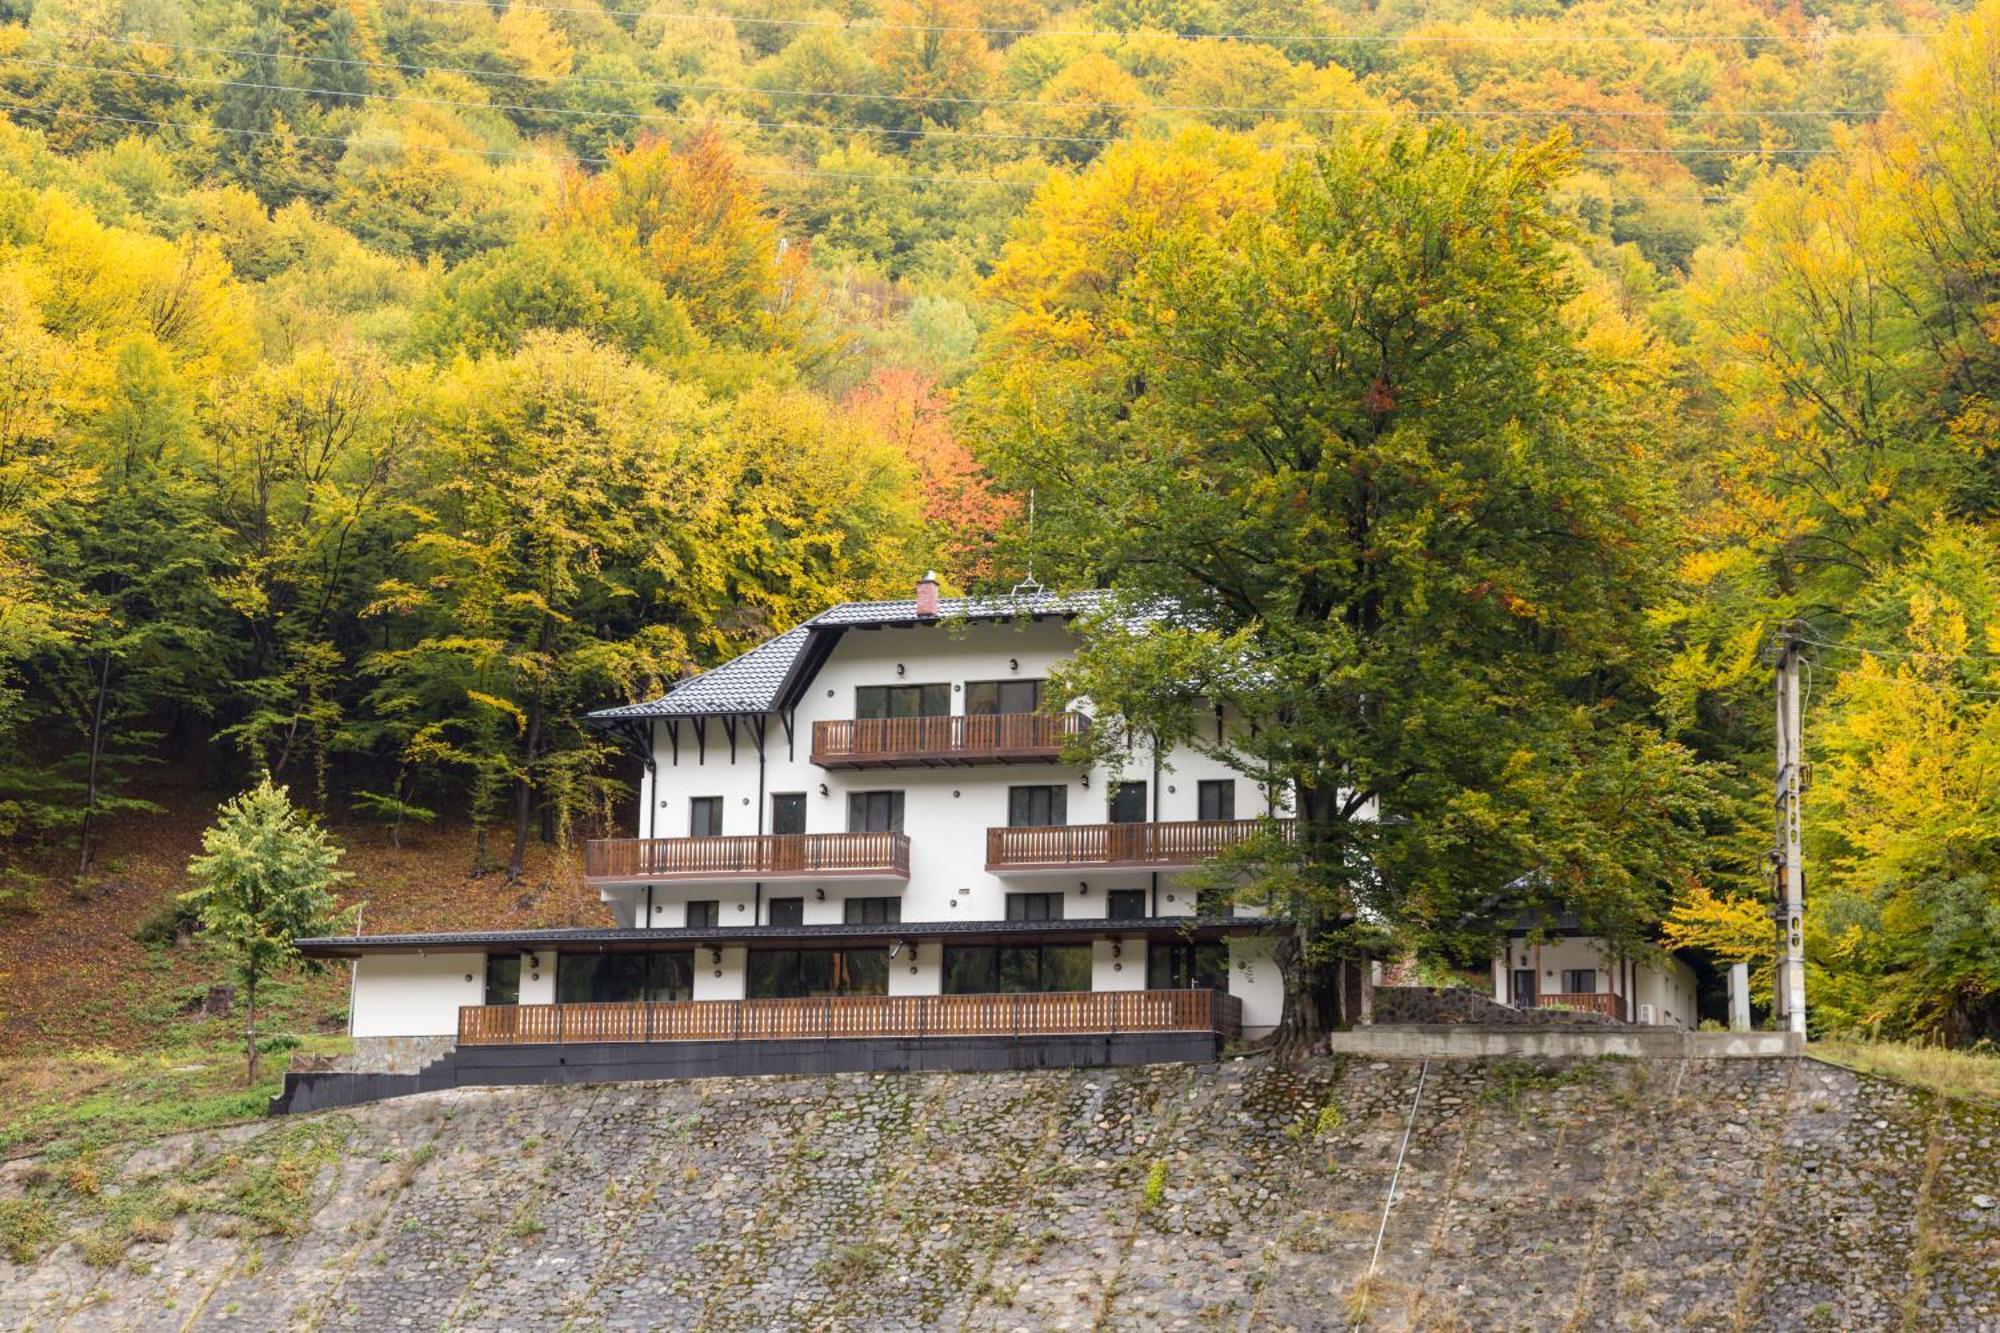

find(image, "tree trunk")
[508,618,555,884]
[1264,924,1324,1060]
[75,653,113,879]
[244,976,260,1085]
[508,693,543,883]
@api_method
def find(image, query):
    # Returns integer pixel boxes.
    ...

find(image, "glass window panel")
[1106,889,1147,921]
[1564,969,1597,994]
[943,946,996,995]
[484,955,520,1006]
[686,900,719,928]
[1197,780,1236,822]
[1005,892,1062,922]
[646,952,694,1002]
[1008,785,1066,827]
[557,954,602,1004]
[1147,945,1174,991]
[840,950,889,996]
[767,896,804,927]
[847,791,905,833]
[856,686,889,720]
[1040,945,1092,993]
[921,684,951,716]
[966,680,1043,715]
[747,951,792,999]
[689,797,724,837]
[996,946,1040,993]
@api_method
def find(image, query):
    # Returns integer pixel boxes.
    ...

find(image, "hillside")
[2,1053,1996,1329]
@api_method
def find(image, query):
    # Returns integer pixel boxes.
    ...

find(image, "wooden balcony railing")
[985,818,1294,872]
[1532,992,1628,1022]
[811,712,1088,769]
[458,988,1242,1046]
[584,832,911,884]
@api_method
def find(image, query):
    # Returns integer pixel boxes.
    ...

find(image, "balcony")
[458,988,1242,1046]
[1530,992,1628,1022]
[584,832,911,885]
[985,818,1294,873]
[811,712,1088,769]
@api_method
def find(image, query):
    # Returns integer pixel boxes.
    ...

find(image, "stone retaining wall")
[3,1053,1995,1329]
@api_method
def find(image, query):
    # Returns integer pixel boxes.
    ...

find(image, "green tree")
[182,774,349,1082]
[976,125,1719,1042]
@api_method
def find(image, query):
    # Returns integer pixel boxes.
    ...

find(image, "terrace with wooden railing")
[985,818,1294,872]
[583,832,911,885]
[1531,992,1628,1022]
[458,988,1242,1046]
[811,712,1088,769]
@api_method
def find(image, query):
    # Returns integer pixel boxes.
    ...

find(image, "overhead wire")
[401,0,1941,47]
[26,24,1896,122]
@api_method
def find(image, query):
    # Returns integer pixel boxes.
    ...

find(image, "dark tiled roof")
[587,588,1118,721]
[297,915,1276,958]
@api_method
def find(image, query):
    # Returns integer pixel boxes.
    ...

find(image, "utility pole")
[1772,623,1808,1036]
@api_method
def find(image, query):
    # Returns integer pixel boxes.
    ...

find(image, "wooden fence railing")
[458,988,1242,1046]
[1533,992,1628,1021]
[985,818,1295,871]
[584,832,911,883]
[812,712,1088,768]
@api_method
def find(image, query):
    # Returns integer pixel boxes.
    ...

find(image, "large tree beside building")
[972,127,1720,1042]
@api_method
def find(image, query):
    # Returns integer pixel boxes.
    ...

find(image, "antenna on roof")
[1010,487,1043,596]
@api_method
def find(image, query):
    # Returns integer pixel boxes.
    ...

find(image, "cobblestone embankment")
[2,1053,1995,1330]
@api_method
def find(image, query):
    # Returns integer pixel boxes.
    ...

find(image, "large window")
[847,790,905,833]
[1148,942,1229,992]
[943,944,1092,994]
[1197,779,1236,822]
[1108,781,1148,824]
[1008,785,1067,827]
[748,948,889,998]
[767,896,804,926]
[557,951,694,1003]
[1005,891,1064,922]
[1106,889,1147,921]
[965,679,1043,715]
[843,896,901,924]
[856,684,950,719]
[484,954,520,1006]
[689,796,724,838]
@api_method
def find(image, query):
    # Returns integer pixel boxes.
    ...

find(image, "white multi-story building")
[312,579,1291,1055]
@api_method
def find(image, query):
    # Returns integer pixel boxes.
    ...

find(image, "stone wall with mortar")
[2,1053,1995,1330]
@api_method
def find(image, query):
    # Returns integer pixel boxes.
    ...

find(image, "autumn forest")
[2,0,1998,1043]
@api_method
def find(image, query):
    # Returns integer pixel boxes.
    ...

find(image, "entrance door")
[1511,969,1537,1008]
[770,792,806,871]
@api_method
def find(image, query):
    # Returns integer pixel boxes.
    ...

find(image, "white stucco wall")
[1229,935,1283,1038]
[349,952,484,1039]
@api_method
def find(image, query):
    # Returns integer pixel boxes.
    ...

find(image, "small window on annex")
[1148,942,1229,992]
[686,900,720,929]
[847,790,905,833]
[484,955,521,1006]
[942,944,1092,995]
[556,952,694,1004]
[843,896,901,925]
[767,896,805,927]
[1005,891,1063,922]
[856,684,950,719]
[965,679,1044,716]
[1106,889,1148,921]
[747,948,889,998]
[1007,784,1067,828]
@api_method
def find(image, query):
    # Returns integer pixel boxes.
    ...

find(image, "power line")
[30,25,1895,122]
[0,96,1039,185]
[403,0,1940,47]
[0,50,1863,159]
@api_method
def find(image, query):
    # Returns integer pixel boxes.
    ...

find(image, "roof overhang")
[297,915,1280,960]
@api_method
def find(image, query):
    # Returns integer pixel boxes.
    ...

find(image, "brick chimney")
[914,570,940,619]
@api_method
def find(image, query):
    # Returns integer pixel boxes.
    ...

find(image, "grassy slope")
[0,773,613,1156]
[1810,1039,2000,1105]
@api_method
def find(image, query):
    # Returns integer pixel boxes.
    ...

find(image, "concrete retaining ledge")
[1327,1025,1803,1060]
[272,1031,1222,1115]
